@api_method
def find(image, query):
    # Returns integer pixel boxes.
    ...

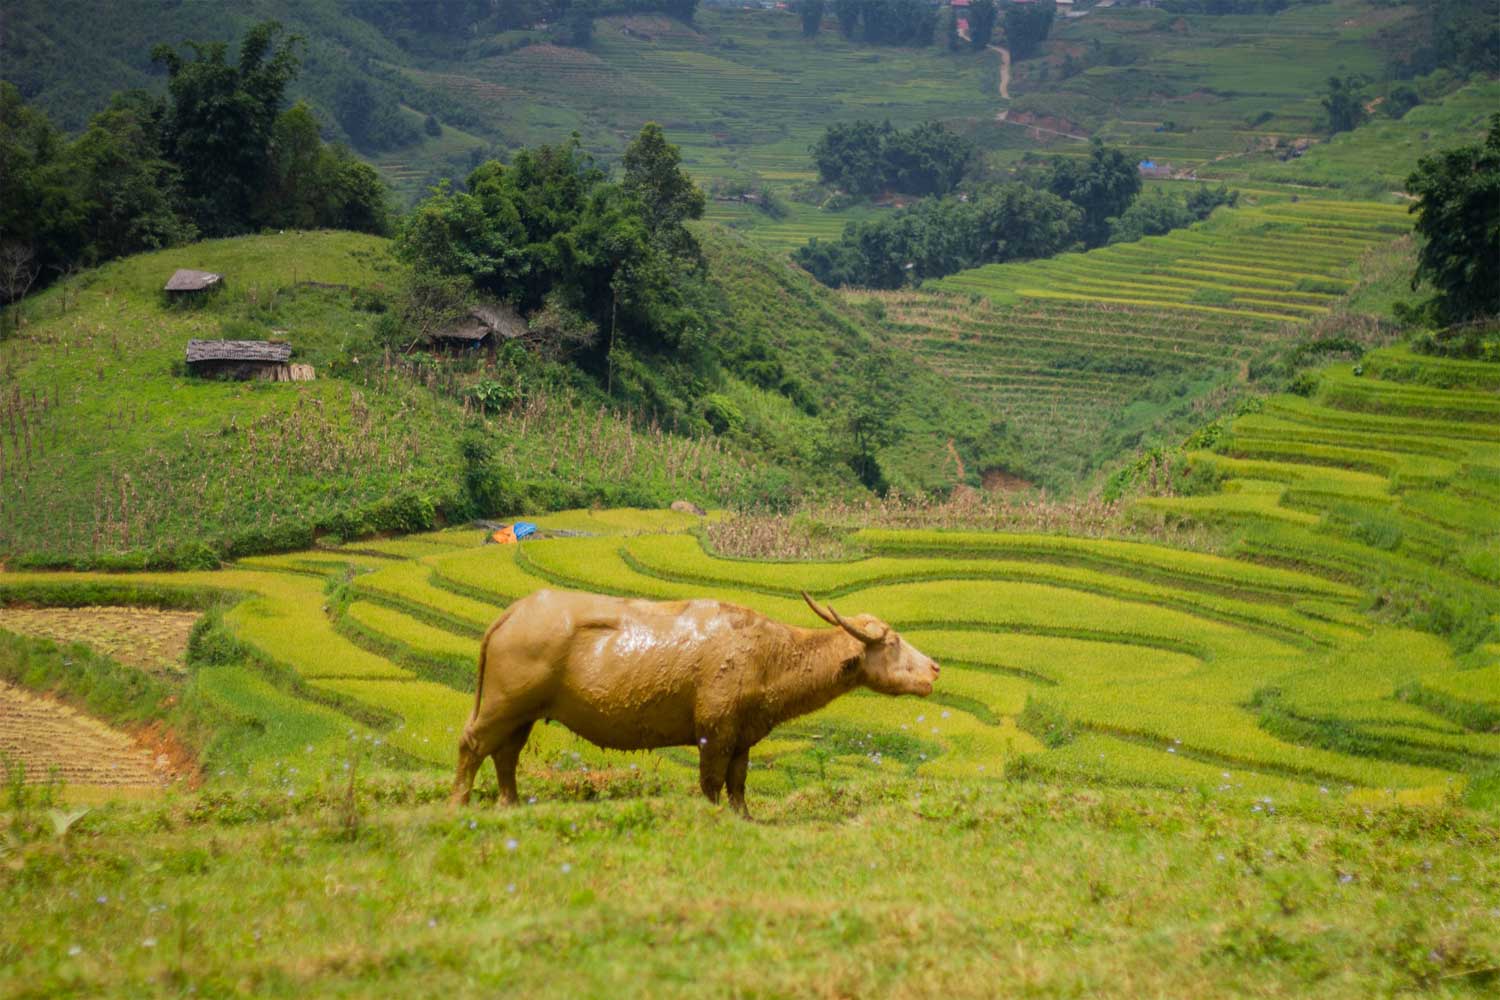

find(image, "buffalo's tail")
[470,604,520,727]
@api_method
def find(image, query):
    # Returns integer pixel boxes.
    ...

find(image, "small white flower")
[427,918,437,928]
[468,820,477,830]
[916,714,925,723]
[506,883,516,893]
[1167,747,1176,754]
[560,863,572,874]
[505,838,518,852]
[699,737,708,746]
[142,938,157,949]
[67,945,81,957]
[940,711,951,719]
[96,896,108,905]
[527,796,537,805]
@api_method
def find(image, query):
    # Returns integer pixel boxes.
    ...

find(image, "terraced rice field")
[0,681,165,789]
[890,199,1410,474]
[931,200,1406,321]
[0,352,1492,807]
[0,606,197,676]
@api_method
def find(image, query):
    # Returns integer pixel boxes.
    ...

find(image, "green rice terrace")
[874,197,1412,480]
[4,348,1496,803]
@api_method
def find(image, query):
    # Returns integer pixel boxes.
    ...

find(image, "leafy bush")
[1018,697,1075,748]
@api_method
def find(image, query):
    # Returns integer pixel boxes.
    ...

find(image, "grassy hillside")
[1008,0,1410,172]
[1204,78,1500,195]
[0,224,1020,566]
[1,350,1496,994]
[0,233,748,565]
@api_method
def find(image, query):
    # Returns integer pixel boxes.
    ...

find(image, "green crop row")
[848,529,1358,601]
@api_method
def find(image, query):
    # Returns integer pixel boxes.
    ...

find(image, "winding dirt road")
[991,45,1012,100]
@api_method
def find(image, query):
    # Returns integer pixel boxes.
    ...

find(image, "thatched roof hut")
[165,269,223,295]
[185,340,311,381]
[429,303,528,349]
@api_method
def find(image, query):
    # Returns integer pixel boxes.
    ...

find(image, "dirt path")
[991,45,1012,100]
[0,680,166,787]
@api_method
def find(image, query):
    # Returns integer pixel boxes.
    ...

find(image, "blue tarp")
[513,522,538,540]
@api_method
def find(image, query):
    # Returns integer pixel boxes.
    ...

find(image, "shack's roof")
[185,340,292,364]
[431,303,528,342]
[165,269,223,292]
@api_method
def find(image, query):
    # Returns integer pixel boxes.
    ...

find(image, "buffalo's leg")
[726,748,751,818]
[449,727,487,806]
[490,721,535,807]
[697,742,731,805]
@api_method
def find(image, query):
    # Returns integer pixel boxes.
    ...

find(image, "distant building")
[1138,159,1174,179]
[428,303,529,351]
[185,340,313,381]
[164,269,223,298]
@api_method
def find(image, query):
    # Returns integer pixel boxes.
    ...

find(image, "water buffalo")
[450,588,940,815]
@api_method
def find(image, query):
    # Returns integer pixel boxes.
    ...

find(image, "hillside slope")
[0,225,1015,565]
[0,232,745,565]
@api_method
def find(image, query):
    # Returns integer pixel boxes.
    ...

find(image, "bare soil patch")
[0,681,168,788]
[0,606,198,675]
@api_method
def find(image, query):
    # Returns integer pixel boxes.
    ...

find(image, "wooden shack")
[185,340,313,381]
[164,269,223,298]
[428,303,528,351]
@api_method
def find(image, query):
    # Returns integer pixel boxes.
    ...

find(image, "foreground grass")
[3,777,1496,998]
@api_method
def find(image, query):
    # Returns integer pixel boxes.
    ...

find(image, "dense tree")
[1108,185,1237,244]
[1042,140,1141,248]
[793,182,1080,288]
[798,0,826,37]
[0,82,87,289]
[969,0,999,51]
[1403,114,1500,326]
[333,77,420,153]
[70,93,196,263]
[398,125,708,383]
[151,21,303,236]
[1321,76,1368,135]
[1385,0,1500,78]
[662,0,699,24]
[2,21,391,305]
[812,120,892,196]
[561,7,595,47]
[811,120,973,197]
[834,0,863,38]
[1002,0,1056,61]
[622,121,707,259]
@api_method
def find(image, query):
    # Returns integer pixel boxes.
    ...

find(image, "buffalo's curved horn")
[801,590,883,645]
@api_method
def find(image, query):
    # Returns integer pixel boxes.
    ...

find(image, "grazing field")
[1,354,1498,994]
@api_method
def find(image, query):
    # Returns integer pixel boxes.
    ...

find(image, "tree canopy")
[1039,141,1142,248]
[1404,114,1500,327]
[793,182,1081,289]
[1002,0,1056,61]
[396,124,707,381]
[811,120,974,198]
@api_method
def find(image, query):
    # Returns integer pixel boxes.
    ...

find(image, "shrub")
[1018,697,1075,748]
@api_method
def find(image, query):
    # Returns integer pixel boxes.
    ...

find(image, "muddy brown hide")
[450,589,940,816]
